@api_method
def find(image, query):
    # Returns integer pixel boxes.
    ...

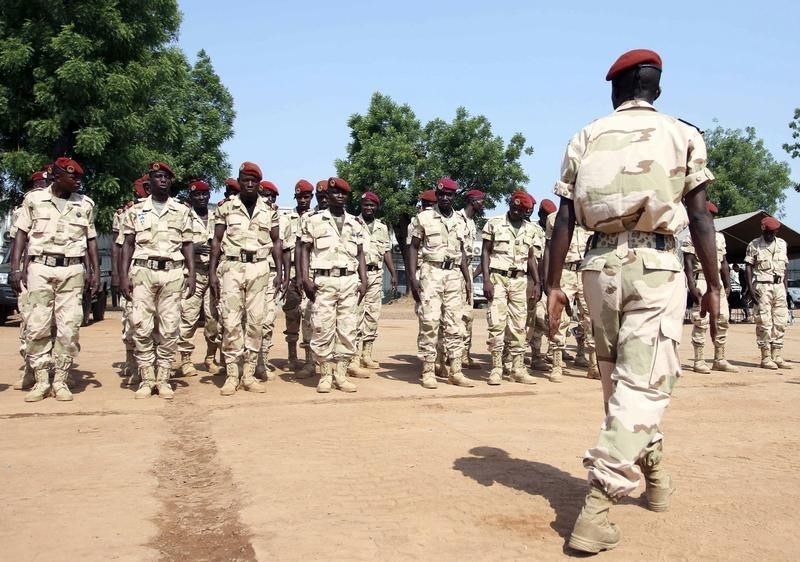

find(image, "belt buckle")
[157,260,167,271]
[443,259,453,270]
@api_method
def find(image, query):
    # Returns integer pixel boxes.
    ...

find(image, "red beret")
[361,191,380,205]
[465,189,485,200]
[31,171,46,182]
[437,177,458,192]
[706,201,718,215]
[539,198,557,214]
[328,177,350,192]
[761,216,780,231]
[260,180,279,195]
[148,161,174,177]
[54,157,84,175]
[606,49,662,81]
[133,176,149,198]
[295,179,314,194]
[189,180,210,193]
[419,189,437,203]
[224,178,240,192]
[316,180,328,193]
[238,161,262,181]
[510,191,533,210]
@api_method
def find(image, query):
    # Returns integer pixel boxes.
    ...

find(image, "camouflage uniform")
[215,195,276,392]
[483,214,542,384]
[356,216,391,365]
[682,232,736,372]
[176,207,219,375]
[260,212,292,374]
[523,222,548,369]
[554,99,714,499]
[745,235,789,366]
[15,185,96,400]
[113,207,139,384]
[457,208,477,363]
[283,208,314,374]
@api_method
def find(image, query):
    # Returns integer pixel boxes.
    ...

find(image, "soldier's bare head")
[611,66,661,109]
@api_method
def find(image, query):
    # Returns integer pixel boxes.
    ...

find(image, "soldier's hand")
[9,269,23,295]
[691,287,703,305]
[701,286,721,341]
[184,277,196,299]
[532,282,542,304]
[120,277,133,301]
[409,280,421,304]
[272,273,282,296]
[302,278,317,301]
[547,288,572,340]
[357,281,367,304]
[483,279,494,302]
[90,271,100,296]
[391,275,398,291]
[209,275,220,301]
[725,285,731,297]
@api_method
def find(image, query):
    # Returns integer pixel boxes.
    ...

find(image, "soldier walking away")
[10,157,100,402]
[547,49,720,553]
[120,162,196,399]
[481,191,541,385]
[298,177,367,393]
[209,162,282,396]
[407,178,474,389]
[682,201,738,373]
[745,216,791,369]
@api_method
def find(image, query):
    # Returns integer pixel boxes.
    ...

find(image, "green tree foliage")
[782,107,800,191]
[0,0,235,230]
[336,92,533,254]
[705,124,791,216]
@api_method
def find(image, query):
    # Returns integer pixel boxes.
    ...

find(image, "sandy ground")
[1,300,799,561]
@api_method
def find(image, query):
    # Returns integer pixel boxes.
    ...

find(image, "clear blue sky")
[176,0,799,229]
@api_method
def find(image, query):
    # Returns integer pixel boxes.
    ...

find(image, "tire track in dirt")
[148,399,256,562]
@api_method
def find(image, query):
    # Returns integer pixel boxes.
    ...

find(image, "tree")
[782,107,800,191]
[704,124,792,216]
[0,1,235,230]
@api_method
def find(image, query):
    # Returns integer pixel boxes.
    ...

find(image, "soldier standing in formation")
[481,191,541,385]
[120,162,195,399]
[683,201,738,373]
[457,189,484,368]
[298,177,367,393]
[10,158,99,402]
[209,162,282,396]
[745,216,791,369]
[547,49,721,553]
[408,178,474,389]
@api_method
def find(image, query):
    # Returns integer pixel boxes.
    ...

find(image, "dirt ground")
[1,300,798,561]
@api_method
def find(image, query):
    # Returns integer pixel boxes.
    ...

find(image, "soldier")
[120,161,196,399]
[10,170,50,391]
[9,157,100,402]
[458,189,484,368]
[209,162,282,396]
[683,201,738,373]
[298,177,367,393]
[745,216,790,369]
[176,180,219,377]
[408,178,473,389]
[547,49,720,553]
[527,198,556,371]
[352,191,398,376]
[284,180,315,377]
[419,189,436,211]
[314,180,329,211]
[481,191,541,385]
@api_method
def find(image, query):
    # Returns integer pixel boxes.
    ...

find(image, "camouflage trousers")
[261,269,278,352]
[486,272,527,356]
[282,278,309,346]
[130,265,184,369]
[416,263,464,362]
[310,273,359,362]
[550,267,594,352]
[176,268,220,355]
[219,260,270,364]
[753,281,787,348]
[462,278,473,354]
[526,297,547,353]
[690,275,729,347]
[120,294,135,351]
[23,262,84,369]
[581,246,685,499]
[357,268,383,345]
[17,283,29,358]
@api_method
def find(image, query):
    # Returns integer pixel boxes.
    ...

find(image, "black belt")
[366,264,381,272]
[30,254,84,267]
[426,259,456,270]
[489,268,525,279]
[694,272,704,281]
[590,231,675,251]
[133,258,184,271]
[226,251,267,263]
[564,262,580,271]
[314,268,356,277]
[756,276,783,284]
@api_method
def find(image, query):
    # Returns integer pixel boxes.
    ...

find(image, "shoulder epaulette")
[678,118,703,134]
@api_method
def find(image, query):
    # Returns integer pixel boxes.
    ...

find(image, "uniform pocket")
[640,250,682,272]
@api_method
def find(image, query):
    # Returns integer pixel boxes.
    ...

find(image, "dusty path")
[0,302,798,561]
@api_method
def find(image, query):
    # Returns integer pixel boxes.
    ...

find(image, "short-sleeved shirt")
[409,205,467,262]
[214,195,276,259]
[681,231,726,276]
[745,236,788,282]
[268,212,292,269]
[482,214,541,271]
[545,212,591,263]
[361,217,391,266]
[301,209,364,271]
[15,186,97,257]
[553,99,715,235]
[122,196,193,261]
[188,208,213,266]
[457,208,477,258]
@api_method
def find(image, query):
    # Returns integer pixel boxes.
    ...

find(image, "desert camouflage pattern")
[523,222,547,348]
[122,197,192,260]
[682,232,729,347]
[15,186,96,257]
[457,209,477,354]
[24,262,84,369]
[358,218,391,344]
[129,265,185,368]
[261,268,279,354]
[218,260,270,364]
[214,195,276,258]
[301,209,365,271]
[114,209,137,352]
[310,274,360,362]
[745,236,789,348]
[554,100,715,235]
[177,270,219,355]
[409,206,467,263]
[282,209,306,345]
